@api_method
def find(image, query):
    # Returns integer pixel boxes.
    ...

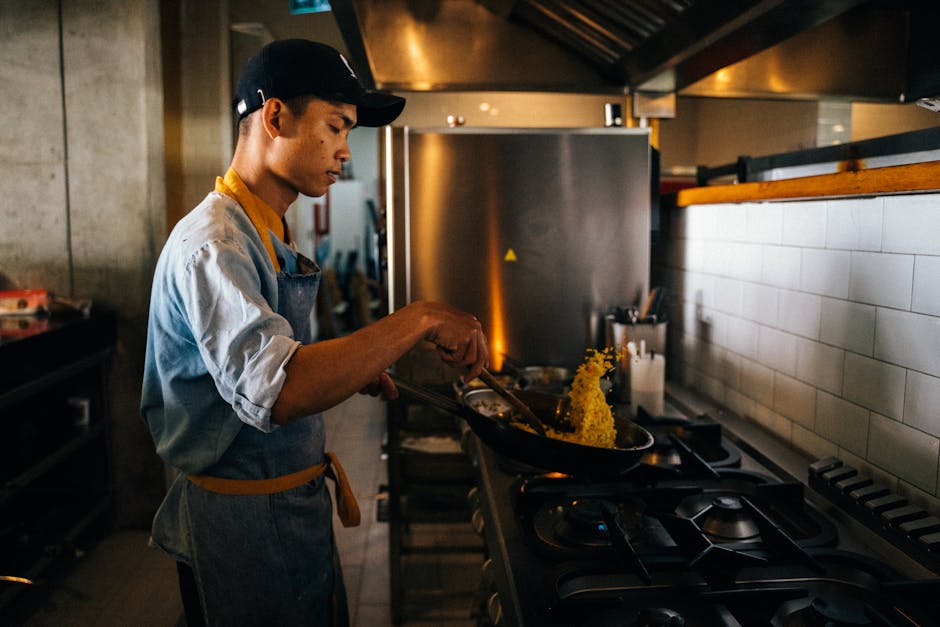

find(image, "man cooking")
[141,39,489,626]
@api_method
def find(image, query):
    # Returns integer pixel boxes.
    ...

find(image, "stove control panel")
[809,456,940,574]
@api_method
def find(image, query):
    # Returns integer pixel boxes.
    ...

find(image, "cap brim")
[354,91,406,127]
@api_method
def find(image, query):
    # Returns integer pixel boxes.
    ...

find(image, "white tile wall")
[758,326,798,376]
[912,255,940,316]
[730,243,763,282]
[722,203,748,241]
[867,413,939,493]
[661,191,940,503]
[724,317,760,360]
[826,197,883,251]
[684,271,717,310]
[819,297,876,355]
[884,194,940,255]
[875,308,940,378]
[684,238,705,271]
[761,245,802,289]
[742,282,778,325]
[800,248,850,298]
[842,352,906,419]
[773,373,816,428]
[739,357,774,407]
[752,402,793,441]
[702,241,727,275]
[746,202,782,243]
[782,201,827,247]
[713,277,744,316]
[726,388,755,422]
[795,337,844,395]
[777,289,821,338]
[848,251,913,309]
[815,391,870,457]
[792,424,838,461]
[686,204,718,239]
[904,371,940,437]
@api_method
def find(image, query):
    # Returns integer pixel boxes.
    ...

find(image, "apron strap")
[187,451,361,528]
[323,452,361,528]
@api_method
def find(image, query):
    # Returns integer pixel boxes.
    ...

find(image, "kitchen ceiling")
[331,0,939,103]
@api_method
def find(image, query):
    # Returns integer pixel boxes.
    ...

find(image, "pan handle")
[387,373,462,415]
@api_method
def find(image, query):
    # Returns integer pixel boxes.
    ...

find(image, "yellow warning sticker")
[504,248,518,262]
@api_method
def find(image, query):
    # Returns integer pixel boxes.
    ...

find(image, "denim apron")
[178,227,352,626]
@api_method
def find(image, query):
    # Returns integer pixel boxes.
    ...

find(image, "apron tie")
[187,451,361,527]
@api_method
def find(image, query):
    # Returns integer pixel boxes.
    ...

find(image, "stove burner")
[775,596,876,626]
[556,499,618,546]
[528,492,678,558]
[699,496,761,541]
[628,607,686,626]
[641,441,683,467]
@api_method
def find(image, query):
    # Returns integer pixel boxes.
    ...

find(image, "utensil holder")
[605,317,667,403]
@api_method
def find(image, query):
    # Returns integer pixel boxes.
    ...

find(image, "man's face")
[269,98,356,198]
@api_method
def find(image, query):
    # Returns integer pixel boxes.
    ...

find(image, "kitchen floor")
[9,394,482,627]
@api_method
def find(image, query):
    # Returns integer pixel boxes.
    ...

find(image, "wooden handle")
[479,368,547,435]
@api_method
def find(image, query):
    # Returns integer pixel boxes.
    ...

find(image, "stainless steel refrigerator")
[383,127,651,371]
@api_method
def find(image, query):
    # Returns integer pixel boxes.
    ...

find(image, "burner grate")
[550,550,940,627]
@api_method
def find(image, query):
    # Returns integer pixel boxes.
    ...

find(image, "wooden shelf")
[676,160,940,207]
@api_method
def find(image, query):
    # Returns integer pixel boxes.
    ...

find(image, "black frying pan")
[391,375,654,478]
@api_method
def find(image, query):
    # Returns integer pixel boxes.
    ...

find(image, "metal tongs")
[387,367,548,436]
[478,368,547,436]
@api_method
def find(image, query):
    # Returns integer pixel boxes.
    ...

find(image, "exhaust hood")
[330,0,940,103]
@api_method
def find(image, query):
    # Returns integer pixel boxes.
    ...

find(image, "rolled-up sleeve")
[180,239,298,433]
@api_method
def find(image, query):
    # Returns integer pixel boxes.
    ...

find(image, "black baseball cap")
[234,39,405,127]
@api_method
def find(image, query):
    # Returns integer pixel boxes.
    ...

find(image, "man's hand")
[420,302,490,382]
[360,371,398,399]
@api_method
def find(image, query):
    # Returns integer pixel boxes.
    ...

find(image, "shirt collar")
[215,168,291,271]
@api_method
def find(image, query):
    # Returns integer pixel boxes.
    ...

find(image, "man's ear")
[261,98,285,138]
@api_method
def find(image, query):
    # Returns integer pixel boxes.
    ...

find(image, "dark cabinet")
[385,386,484,624]
[0,312,116,611]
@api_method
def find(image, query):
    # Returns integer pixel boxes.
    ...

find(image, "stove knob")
[460,428,473,454]
[471,508,485,536]
[467,486,480,510]
[820,464,857,485]
[481,558,495,587]
[487,592,503,625]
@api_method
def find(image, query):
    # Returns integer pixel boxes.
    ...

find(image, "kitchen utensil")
[390,374,654,478]
[453,371,516,398]
[478,367,546,435]
[0,575,35,585]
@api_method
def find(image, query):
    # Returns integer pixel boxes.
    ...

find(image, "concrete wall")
[0,0,167,526]
[657,192,940,515]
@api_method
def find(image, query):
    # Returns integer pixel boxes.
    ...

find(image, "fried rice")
[512,348,618,448]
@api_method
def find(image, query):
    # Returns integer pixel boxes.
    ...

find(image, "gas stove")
[465,386,940,627]
[549,549,936,626]
[517,468,837,565]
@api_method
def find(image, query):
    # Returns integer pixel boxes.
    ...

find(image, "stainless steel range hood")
[331,0,940,102]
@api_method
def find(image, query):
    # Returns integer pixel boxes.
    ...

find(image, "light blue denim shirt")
[141,191,301,474]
